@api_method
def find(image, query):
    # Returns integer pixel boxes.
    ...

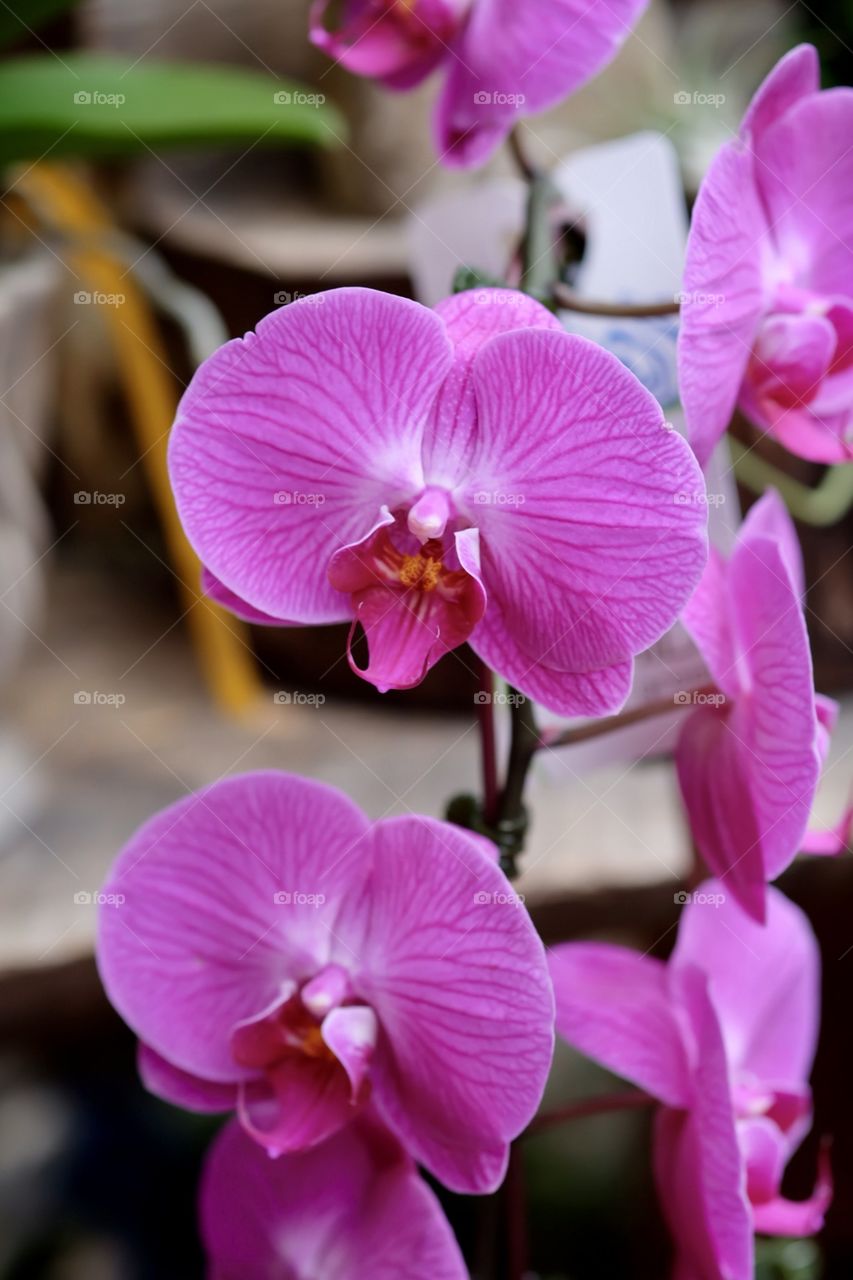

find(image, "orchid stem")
[540,684,718,753]
[552,280,681,319]
[527,1089,654,1136]
[478,663,500,826]
[508,125,539,183]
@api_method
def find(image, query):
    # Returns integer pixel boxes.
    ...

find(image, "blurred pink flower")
[679,44,853,465]
[96,771,554,1193]
[169,287,707,716]
[310,0,650,168]
[200,1114,467,1279]
[549,881,831,1280]
[676,490,832,923]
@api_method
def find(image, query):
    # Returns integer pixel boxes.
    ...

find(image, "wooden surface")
[0,562,850,976]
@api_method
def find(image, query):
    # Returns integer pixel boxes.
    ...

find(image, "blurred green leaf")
[755,1237,822,1280]
[0,53,345,166]
[0,0,80,51]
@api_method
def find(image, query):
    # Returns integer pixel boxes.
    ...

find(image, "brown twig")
[553,279,681,319]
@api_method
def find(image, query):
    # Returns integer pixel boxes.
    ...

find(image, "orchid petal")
[436,0,649,167]
[169,290,452,621]
[138,1043,236,1113]
[200,1114,468,1280]
[97,773,371,1083]
[678,142,768,467]
[671,881,820,1086]
[548,943,692,1107]
[351,815,554,1193]
[462,328,706,713]
[741,43,819,144]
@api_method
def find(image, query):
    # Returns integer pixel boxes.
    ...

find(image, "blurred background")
[0,0,852,1276]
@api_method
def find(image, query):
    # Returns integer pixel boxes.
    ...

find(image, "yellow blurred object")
[14,162,262,717]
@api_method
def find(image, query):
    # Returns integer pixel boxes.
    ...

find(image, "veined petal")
[96,773,371,1083]
[436,0,649,167]
[200,1115,468,1280]
[671,881,820,1088]
[549,944,692,1107]
[659,967,753,1280]
[461,328,706,713]
[138,1043,237,1113]
[755,89,853,297]
[678,141,768,468]
[202,565,294,625]
[741,43,819,145]
[425,289,562,483]
[169,289,452,622]
[728,533,820,883]
[738,490,805,599]
[680,547,739,700]
[675,704,767,924]
[349,815,554,1194]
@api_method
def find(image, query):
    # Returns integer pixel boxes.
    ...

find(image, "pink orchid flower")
[676,489,833,923]
[679,44,853,465]
[168,288,707,716]
[309,0,650,169]
[96,771,554,1194]
[200,1114,467,1279]
[549,881,831,1280]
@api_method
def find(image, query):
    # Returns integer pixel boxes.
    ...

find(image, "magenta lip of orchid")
[309,0,651,169]
[674,489,833,924]
[678,43,853,466]
[167,286,708,717]
[548,881,831,1280]
[95,770,555,1195]
[200,1113,469,1280]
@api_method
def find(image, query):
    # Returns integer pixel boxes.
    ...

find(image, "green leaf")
[0,0,80,52]
[0,53,345,166]
[451,265,508,294]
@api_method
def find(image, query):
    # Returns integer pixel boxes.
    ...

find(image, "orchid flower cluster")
[95,11,853,1279]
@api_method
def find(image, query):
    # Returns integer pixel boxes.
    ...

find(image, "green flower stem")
[729,435,853,527]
